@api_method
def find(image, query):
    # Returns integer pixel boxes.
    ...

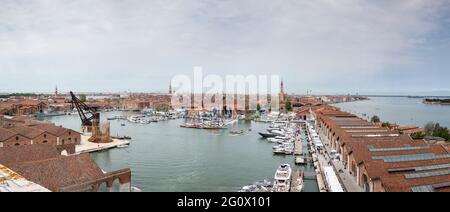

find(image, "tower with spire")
[168,83,173,95]
[279,80,286,111]
[55,85,59,96]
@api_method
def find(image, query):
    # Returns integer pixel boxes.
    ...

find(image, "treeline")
[369,115,449,141]
[424,99,450,104]
[411,122,450,141]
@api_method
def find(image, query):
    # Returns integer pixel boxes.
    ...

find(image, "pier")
[294,137,302,155]
[72,134,131,155]
[290,170,304,192]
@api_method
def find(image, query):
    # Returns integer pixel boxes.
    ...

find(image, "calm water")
[44,112,319,192]
[333,97,450,128]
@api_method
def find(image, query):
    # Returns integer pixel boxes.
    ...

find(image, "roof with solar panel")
[314,106,450,192]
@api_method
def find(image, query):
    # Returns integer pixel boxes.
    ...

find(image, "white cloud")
[0,0,449,92]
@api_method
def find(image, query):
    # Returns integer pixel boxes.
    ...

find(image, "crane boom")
[69,91,99,129]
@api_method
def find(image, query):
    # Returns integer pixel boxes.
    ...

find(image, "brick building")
[0,121,80,154]
[313,106,450,192]
[0,99,46,115]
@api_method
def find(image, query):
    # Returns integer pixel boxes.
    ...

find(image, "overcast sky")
[1,0,450,95]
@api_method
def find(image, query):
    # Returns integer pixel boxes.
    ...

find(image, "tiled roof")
[8,126,46,139]
[0,128,16,142]
[31,124,72,136]
[315,106,450,192]
[0,145,105,192]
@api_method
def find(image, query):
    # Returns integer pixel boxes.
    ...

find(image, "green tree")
[370,115,380,123]
[285,100,293,112]
[381,122,392,128]
[432,123,450,141]
[411,132,425,140]
[79,94,87,102]
[256,103,261,112]
[424,122,436,136]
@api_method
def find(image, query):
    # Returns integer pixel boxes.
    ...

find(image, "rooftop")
[0,164,50,192]
[315,106,450,192]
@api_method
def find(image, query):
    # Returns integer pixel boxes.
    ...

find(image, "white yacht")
[271,129,285,136]
[273,164,292,192]
[267,137,284,143]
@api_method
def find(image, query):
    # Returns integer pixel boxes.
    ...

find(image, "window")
[44,134,47,138]
[15,143,20,146]
[68,137,72,141]
[43,140,48,144]
[16,136,19,141]
[69,131,71,135]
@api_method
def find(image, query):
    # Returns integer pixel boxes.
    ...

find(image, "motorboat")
[271,129,286,136]
[266,127,281,133]
[180,123,201,128]
[267,137,284,143]
[258,132,277,138]
[273,164,292,192]
[273,147,285,154]
[117,144,129,148]
[229,130,244,135]
[284,146,294,155]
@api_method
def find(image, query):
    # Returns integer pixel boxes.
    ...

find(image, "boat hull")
[259,132,277,138]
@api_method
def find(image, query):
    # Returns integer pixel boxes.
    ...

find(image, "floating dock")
[295,155,306,165]
[73,134,131,155]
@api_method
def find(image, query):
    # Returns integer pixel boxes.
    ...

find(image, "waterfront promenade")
[72,134,131,155]
[319,132,363,192]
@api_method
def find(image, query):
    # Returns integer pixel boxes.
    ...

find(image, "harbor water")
[43,112,319,192]
[333,96,450,128]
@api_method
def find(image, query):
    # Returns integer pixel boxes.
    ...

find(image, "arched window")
[44,134,47,138]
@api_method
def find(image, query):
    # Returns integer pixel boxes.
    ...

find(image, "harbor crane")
[70,91,112,143]
[69,91,100,132]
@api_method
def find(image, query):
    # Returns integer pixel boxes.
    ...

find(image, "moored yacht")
[258,132,277,138]
[273,164,292,192]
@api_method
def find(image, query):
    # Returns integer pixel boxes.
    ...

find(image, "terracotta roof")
[8,126,46,139]
[8,153,104,192]
[0,145,105,192]
[315,105,450,192]
[31,124,74,136]
[0,128,16,142]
